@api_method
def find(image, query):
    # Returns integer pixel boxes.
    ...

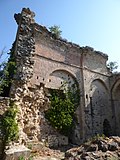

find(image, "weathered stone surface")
[64,137,120,160]
[48,135,68,148]
[4,145,30,160]
[98,140,108,152]
[0,97,10,115]
[86,144,98,152]
[108,142,118,151]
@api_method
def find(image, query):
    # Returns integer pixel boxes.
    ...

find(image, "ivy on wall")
[45,83,80,136]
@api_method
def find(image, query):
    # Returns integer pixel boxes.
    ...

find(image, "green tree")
[1,100,19,143]
[107,61,118,72]
[0,43,16,96]
[45,83,80,136]
[49,25,62,38]
[0,48,8,74]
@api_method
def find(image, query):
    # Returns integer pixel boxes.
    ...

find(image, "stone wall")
[83,46,109,74]
[10,8,69,147]
[83,70,113,139]
[1,8,120,152]
[12,8,120,145]
[109,74,120,135]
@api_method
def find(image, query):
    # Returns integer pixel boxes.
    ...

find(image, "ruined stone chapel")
[1,8,120,147]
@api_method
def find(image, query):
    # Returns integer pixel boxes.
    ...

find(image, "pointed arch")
[89,78,111,136]
[90,79,108,91]
[111,78,120,99]
[111,78,120,135]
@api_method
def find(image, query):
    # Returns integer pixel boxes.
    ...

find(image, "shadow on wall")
[112,79,120,136]
[103,119,112,137]
[85,79,113,138]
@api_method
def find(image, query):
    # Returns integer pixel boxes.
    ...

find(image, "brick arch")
[45,69,79,90]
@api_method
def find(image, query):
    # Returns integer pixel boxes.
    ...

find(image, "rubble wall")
[11,8,71,146]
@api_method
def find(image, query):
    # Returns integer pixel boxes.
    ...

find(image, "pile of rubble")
[64,136,120,160]
[4,136,120,159]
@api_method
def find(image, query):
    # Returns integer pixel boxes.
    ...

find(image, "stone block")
[108,142,118,151]
[48,135,68,148]
[48,135,59,148]
[4,145,30,160]
[27,141,44,152]
[58,135,68,146]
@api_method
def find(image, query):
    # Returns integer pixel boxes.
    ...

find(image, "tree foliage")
[45,83,80,136]
[49,25,62,38]
[0,48,8,76]
[107,61,118,72]
[0,43,16,96]
[0,100,18,143]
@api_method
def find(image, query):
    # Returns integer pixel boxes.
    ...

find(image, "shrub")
[0,100,19,143]
[0,42,16,97]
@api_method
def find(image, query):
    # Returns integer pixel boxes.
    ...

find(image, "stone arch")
[111,78,120,99]
[45,69,82,143]
[90,79,108,92]
[111,78,120,135]
[45,69,79,90]
[90,79,110,136]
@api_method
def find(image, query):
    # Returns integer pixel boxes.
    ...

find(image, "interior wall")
[112,80,120,135]
[90,79,112,136]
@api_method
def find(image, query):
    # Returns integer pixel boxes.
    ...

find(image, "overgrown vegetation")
[18,155,33,160]
[0,42,16,97]
[0,100,19,143]
[107,61,118,72]
[45,83,80,136]
[0,47,8,70]
[49,25,62,38]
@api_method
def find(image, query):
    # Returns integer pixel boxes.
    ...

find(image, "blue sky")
[0,0,120,70]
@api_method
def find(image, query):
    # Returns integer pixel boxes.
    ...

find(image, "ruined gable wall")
[2,7,119,148]
[12,7,115,144]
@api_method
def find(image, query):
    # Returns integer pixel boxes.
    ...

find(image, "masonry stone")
[0,8,120,159]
